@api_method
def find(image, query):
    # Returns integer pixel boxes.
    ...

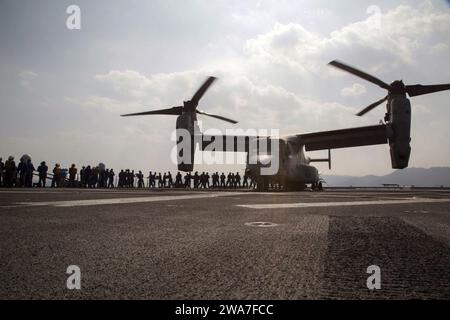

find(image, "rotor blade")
[329,60,393,91]
[356,96,388,116]
[121,106,183,117]
[406,84,450,97]
[196,110,238,124]
[191,76,217,105]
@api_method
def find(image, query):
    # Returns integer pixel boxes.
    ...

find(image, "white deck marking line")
[15,192,247,208]
[236,198,450,209]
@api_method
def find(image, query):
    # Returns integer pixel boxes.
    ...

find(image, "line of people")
[144,171,256,189]
[1,155,256,189]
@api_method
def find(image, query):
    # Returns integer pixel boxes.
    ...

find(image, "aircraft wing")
[198,135,268,152]
[296,124,389,151]
[198,124,389,152]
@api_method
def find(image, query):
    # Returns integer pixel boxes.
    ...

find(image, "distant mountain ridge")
[322,167,450,187]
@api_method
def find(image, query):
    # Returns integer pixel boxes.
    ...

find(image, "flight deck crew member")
[193,171,199,188]
[200,172,205,188]
[80,166,85,187]
[84,166,92,188]
[249,177,256,189]
[205,172,210,188]
[91,166,98,188]
[0,158,3,187]
[52,164,61,188]
[226,172,232,188]
[220,172,226,188]
[69,164,77,187]
[108,169,115,188]
[235,172,241,188]
[37,161,48,187]
[175,172,183,188]
[148,171,155,188]
[130,170,135,188]
[168,172,174,188]
[212,172,218,188]
[4,156,16,187]
[118,169,124,188]
[137,171,144,188]
[243,173,249,188]
[184,172,192,188]
[18,158,27,187]
[157,172,163,188]
[25,159,35,187]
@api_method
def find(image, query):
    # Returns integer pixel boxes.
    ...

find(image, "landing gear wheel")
[285,182,306,191]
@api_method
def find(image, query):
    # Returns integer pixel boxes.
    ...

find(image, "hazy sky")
[1,0,450,176]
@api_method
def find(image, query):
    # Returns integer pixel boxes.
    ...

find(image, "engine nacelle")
[388,96,411,169]
[176,113,197,172]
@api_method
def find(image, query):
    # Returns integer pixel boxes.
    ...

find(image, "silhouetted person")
[175,172,183,188]
[118,169,124,188]
[130,170,135,187]
[165,172,171,188]
[318,181,323,191]
[84,166,92,188]
[184,172,192,188]
[212,172,219,188]
[157,172,163,188]
[193,171,199,188]
[52,164,61,188]
[220,172,226,188]
[148,171,155,188]
[25,159,35,187]
[226,172,232,188]
[136,171,144,188]
[243,173,249,188]
[249,177,256,189]
[4,156,16,187]
[108,169,115,188]
[61,168,68,187]
[200,172,206,188]
[205,172,210,188]
[37,161,48,187]
[162,172,167,188]
[69,164,77,187]
[17,158,27,187]
[90,166,99,188]
[80,166,86,187]
[0,158,3,187]
[235,172,241,188]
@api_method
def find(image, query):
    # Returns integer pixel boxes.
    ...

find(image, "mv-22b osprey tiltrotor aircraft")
[122,60,450,191]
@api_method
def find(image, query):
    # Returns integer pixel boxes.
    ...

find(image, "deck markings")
[236,198,450,209]
[14,192,247,208]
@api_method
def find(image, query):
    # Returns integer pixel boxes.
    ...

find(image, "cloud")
[18,70,37,88]
[341,83,367,97]
[244,2,450,75]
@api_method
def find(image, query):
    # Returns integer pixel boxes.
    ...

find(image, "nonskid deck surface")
[0,188,449,299]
